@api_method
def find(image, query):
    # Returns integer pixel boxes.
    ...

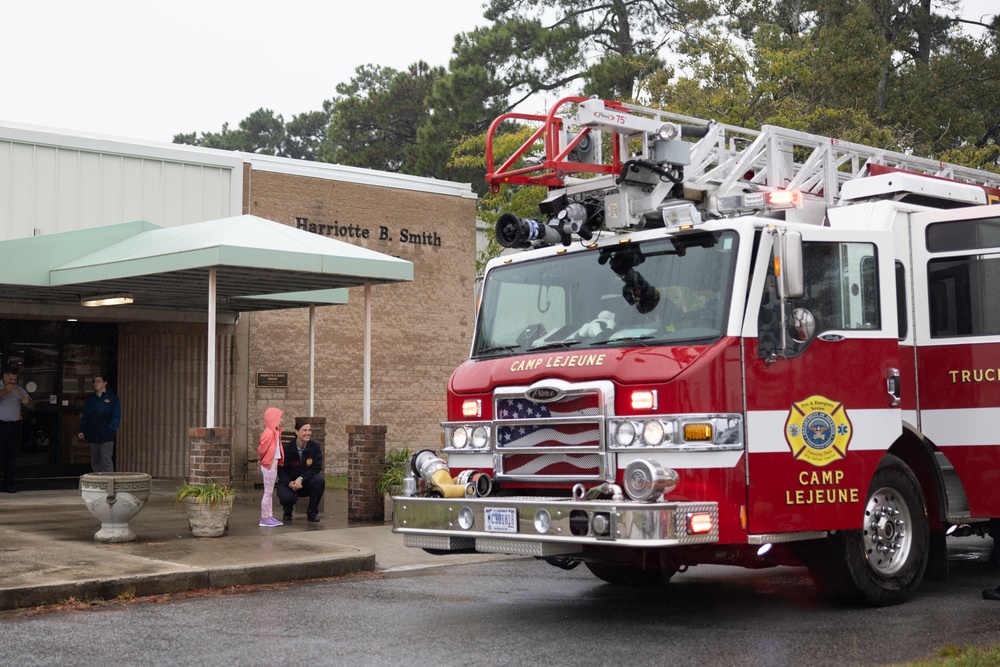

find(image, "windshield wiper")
[476,344,522,356]
[591,335,657,347]
[528,340,583,352]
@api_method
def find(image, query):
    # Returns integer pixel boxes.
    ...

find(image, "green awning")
[0,215,413,312]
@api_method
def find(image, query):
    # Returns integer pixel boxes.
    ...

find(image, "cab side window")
[758,241,880,358]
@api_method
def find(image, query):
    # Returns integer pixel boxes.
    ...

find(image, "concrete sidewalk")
[0,480,507,611]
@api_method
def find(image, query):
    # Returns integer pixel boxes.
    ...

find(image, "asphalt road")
[1,537,997,667]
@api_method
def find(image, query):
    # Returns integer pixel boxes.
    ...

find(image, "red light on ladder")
[765,190,804,208]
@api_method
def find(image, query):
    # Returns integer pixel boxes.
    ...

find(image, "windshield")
[473,230,740,358]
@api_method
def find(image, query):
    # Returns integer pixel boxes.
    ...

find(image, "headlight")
[642,420,665,446]
[471,425,490,449]
[609,415,742,450]
[615,420,637,446]
[451,426,469,449]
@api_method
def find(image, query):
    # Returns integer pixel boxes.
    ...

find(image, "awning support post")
[309,304,316,416]
[206,268,217,428]
[364,282,371,425]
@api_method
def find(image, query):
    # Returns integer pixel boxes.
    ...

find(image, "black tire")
[989,519,1000,569]
[801,454,929,606]
[584,561,675,586]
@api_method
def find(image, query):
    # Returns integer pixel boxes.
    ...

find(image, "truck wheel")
[584,561,675,586]
[807,455,929,606]
[989,519,1000,569]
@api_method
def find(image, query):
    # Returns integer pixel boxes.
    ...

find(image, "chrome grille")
[493,381,613,482]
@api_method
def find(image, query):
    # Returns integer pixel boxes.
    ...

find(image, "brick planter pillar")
[188,427,232,486]
[347,424,387,522]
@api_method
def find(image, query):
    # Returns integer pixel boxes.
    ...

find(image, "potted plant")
[173,480,239,537]
[376,448,412,499]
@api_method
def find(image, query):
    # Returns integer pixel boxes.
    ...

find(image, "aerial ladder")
[485,96,1000,246]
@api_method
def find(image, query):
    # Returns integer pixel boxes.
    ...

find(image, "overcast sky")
[2,0,995,145]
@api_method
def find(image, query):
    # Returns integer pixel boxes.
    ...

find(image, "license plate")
[484,507,518,533]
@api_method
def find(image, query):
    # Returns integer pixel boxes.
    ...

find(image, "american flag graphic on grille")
[495,393,603,478]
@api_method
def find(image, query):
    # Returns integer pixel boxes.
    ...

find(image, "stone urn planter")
[173,481,237,537]
[79,472,152,543]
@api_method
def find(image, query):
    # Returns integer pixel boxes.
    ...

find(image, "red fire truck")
[391,96,1000,606]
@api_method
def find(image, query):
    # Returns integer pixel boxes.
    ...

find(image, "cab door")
[742,225,901,534]
[910,205,1000,517]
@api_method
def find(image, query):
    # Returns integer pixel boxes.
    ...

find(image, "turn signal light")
[684,423,712,441]
[688,512,714,534]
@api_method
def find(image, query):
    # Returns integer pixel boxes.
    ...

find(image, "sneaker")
[282,514,293,523]
[307,514,320,523]
[259,517,283,527]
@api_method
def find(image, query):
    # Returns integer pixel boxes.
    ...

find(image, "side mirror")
[790,308,816,343]
[779,231,804,300]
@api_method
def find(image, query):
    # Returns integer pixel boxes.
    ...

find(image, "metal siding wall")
[33,147,57,226]
[101,155,123,224]
[117,324,233,478]
[0,139,236,239]
[78,152,103,226]
[162,161,185,224]
[0,143,9,236]
[9,144,33,236]
[121,156,144,221]
[56,150,81,229]
[142,160,164,220]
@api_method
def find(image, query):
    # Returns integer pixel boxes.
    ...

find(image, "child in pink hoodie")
[258,407,284,527]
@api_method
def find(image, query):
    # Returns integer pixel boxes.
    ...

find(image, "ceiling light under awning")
[81,293,133,307]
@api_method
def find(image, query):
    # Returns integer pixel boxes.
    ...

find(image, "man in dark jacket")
[276,419,325,523]
[76,375,122,472]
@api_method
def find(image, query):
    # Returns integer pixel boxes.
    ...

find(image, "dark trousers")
[0,420,21,491]
[276,475,325,518]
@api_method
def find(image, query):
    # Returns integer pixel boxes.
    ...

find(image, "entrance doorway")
[1,321,117,485]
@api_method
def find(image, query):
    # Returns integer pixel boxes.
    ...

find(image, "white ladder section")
[573,100,1000,204]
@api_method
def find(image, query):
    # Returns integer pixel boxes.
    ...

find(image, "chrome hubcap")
[862,486,912,575]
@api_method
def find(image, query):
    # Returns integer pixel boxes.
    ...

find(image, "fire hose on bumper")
[392,451,719,558]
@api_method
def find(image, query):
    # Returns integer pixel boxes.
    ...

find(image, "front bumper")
[392,496,719,558]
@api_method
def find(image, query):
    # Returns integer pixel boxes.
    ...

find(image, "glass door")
[8,342,61,476]
[61,344,114,470]
[1,321,117,482]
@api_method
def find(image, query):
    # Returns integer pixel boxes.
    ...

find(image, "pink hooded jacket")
[258,407,283,468]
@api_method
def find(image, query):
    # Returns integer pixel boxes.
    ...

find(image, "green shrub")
[375,448,412,497]
[173,480,239,510]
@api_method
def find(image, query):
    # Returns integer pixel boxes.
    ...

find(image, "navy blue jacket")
[277,439,323,486]
[79,391,122,443]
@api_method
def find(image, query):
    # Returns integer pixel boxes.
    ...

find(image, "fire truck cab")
[392,97,1000,606]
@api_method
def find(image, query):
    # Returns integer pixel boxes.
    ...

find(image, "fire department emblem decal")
[784,395,852,467]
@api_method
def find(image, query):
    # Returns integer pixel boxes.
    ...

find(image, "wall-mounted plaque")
[256,372,288,388]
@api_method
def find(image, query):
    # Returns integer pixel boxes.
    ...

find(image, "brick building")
[0,122,477,485]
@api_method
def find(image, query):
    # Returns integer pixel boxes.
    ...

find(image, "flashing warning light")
[765,189,804,208]
[631,390,658,410]
[688,512,714,534]
[684,423,713,441]
[462,399,482,418]
[717,190,805,213]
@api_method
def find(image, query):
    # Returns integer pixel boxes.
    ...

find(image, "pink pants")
[260,460,277,520]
